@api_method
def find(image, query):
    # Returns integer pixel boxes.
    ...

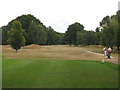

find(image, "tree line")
[64,10,120,50]
[1,14,64,51]
[64,22,99,46]
[0,10,120,51]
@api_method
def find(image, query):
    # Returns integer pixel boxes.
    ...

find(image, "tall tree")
[95,27,100,45]
[7,21,25,52]
[116,10,120,50]
[99,11,120,50]
[65,22,84,46]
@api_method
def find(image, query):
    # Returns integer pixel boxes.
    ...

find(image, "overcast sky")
[0,0,119,33]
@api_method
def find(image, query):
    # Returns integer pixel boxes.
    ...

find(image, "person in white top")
[103,47,107,57]
[102,47,107,63]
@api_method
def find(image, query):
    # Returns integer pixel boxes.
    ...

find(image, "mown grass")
[3,59,118,88]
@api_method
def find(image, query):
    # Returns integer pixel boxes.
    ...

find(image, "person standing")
[102,47,107,63]
[107,47,112,59]
[103,47,107,58]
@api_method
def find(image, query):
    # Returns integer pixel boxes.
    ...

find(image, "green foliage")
[1,11,119,48]
[16,14,46,45]
[116,10,120,50]
[1,14,64,46]
[95,27,100,32]
[100,16,110,27]
[64,22,99,46]
[95,29,101,45]
[7,21,25,51]
[100,10,120,50]
[65,22,84,46]
[1,26,9,45]
[47,26,64,45]
[16,14,41,32]
[27,21,47,45]
[77,30,98,46]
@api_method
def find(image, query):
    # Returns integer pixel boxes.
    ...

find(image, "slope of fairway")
[3,59,118,88]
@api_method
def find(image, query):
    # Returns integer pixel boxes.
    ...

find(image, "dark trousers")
[108,56,110,58]
[107,55,111,59]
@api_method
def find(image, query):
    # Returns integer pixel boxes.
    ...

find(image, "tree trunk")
[117,46,120,51]
[76,44,78,47]
[16,49,17,52]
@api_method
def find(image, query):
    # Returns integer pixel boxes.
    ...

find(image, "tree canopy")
[1,14,64,47]
[99,10,120,50]
[65,22,84,46]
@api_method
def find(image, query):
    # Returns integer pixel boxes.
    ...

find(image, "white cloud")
[0,0,119,33]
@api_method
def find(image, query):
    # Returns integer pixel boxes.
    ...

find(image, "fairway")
[2,45,119,88]
[2,45,118,64]
[3,59,118,88]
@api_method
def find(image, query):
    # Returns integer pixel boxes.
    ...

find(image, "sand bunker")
[22,44,41,49]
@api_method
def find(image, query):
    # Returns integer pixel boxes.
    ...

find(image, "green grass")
[3,59,118,88]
